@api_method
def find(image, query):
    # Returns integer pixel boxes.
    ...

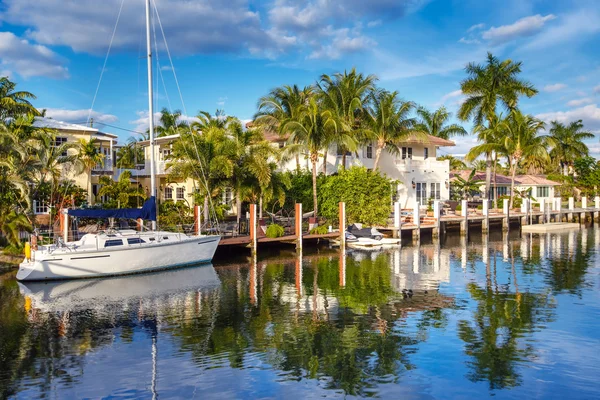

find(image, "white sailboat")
[17,0,221,281]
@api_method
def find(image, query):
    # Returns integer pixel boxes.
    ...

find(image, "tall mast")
[145,0,157,230]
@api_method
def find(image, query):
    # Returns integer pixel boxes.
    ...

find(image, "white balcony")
[119,160,169,178]
[394,158,449,173]
[92,157,114,174]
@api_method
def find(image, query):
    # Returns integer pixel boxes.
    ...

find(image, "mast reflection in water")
[1,229,600,398]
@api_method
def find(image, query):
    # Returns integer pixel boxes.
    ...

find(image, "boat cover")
[68,196,156,221]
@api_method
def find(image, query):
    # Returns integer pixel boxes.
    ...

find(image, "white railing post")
[582,196,588,209]
[461,200,468,217]
[62,209,69,242]
[394,201,401,238]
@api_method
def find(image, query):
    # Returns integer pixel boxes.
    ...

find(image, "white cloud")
[594,85,600,94]
[524,9,600,50]
[467,23,485,32]
[308,27,376,60]
[439,89,464,105]
[0,31,69,79]
[1,0,270,55]
[367,20,382,28]
[482,14,556,44]
[42,108,118,124]
[567,98,594,107]
[458,37,480,44]
[130,110,198,134]
[543,83,567,92]
[536,104,600,133]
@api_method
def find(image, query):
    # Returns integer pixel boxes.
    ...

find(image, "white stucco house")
[265,128,455,209]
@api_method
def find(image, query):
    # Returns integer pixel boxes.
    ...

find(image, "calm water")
[1,229,600,399]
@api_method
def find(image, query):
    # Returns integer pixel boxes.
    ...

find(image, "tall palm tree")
[116,137,145,169]
[458,52,538,201]
[469,111,547,208]
[192,109,236,132]
[282,97,338,217]
[361,90,419,170]
[453,169,483,200]
[318,68,377,169]
[155,107,188,137]
[255,85,314,170]
[546,120,594,175]
[438,155,467,171]
[415,106,467,140]
[0,77,39,121]
[76,138,104,204]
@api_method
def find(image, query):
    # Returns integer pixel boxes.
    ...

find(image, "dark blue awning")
[68,196,156,221]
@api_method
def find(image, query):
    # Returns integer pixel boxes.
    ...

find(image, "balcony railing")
[394,158,449,172]
[92,157,113,173]
[119,160,169,178]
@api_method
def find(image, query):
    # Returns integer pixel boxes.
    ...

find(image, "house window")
[161,148,171,159]
[365,143,373,159]
[54,137,68,156]
[402,147,413,160]
[34,201,49,215]
[430,182,441,200]
[278,142,285,149]
[222,187,233,205]
[537,186,549,198]
[424,147,429,160]
[176,187,185,200]
[416,182,427,205]
[493,186,508,199]
[164,187,173,200]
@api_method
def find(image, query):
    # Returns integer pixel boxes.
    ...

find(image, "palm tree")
[98,170,146,208]
[452,169,483,200]
[501,112,547,208]
[76,138,104,205]
[438,155,467,171]
[282,97,338,217]
[361,90,419,170]
[318,68,377,169]
[470,159,487,172]
[458,52,538,201]
[255,85,314,170]
[415,106,467,140]
[0,210,31,247]
[116,137,145,169]
[546,120,594,175]
[155,108,188,137]
[192,109,236,132]
[0,77,39,121]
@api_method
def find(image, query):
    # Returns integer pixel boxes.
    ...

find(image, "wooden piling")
[249,203,257,254]
[502,199,509,231]
[295,203,303,249]
[194,205,201,235]
[460,200,468,236]
[482,199,489,233]
[432,200,441,238]
[339,202,346,245]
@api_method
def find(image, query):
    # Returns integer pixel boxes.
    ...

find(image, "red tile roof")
[450,170,560,186]
[514,175,561,186]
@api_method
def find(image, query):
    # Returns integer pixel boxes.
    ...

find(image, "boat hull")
[16,235,220,281]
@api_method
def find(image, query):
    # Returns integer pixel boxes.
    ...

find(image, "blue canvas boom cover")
[68,196,157,221]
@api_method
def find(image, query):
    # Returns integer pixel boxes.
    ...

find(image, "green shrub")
[265,224,285,238]
[319,167,394,226]
[309,225,329,235]
[498,195,522,208]
[477,204,483,210]
[455,204,462,211]
[2,243,24,256]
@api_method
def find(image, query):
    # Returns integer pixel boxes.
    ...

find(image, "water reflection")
[1,229,600,398]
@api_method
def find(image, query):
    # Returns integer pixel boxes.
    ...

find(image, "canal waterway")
[1,229,599,399]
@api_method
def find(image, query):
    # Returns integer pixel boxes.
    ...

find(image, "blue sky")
[1,0,599,156]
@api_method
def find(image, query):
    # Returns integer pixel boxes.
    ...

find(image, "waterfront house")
[32,118,118,213]
[450,170,560,206]
[258,124,456,209]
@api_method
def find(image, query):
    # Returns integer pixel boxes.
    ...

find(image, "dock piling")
[249,203,257,254]
[482,199,489,233]
[295,203,303,250]
[413,199,420,241]
[460,199,468,236]
[568,197,574,221]
[502,199,509,231]
[433,200,441,238]
[393,201,401,239]
[339,202,346,245]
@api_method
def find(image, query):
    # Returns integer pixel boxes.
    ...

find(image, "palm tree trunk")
[236,195,242,225]
[295,154,300,171]
[87,171,93,205]
[342,152,346,170]
[204,196,209,226]
[373,143,384,170]
[509,159,517,209]
[259,195,263,219]
[492,154,498,210]
[322,149,327,174]
[311,154,318,217]
[485,153,491,200]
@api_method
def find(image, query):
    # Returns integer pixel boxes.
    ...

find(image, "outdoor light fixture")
[412,179,416,189]
[445,180,449,189]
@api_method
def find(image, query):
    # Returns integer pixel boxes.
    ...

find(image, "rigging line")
[87,0,126,126]
[151,12,173,114]
[152,0,220,230]
[67,121,146,135]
